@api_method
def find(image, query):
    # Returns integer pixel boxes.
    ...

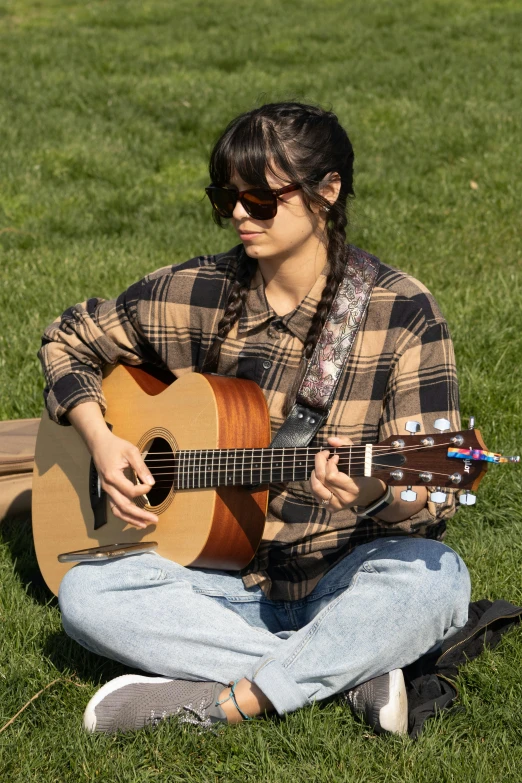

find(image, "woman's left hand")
[310,436,386,512]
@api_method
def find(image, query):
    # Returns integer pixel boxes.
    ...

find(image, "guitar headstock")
[373,428,519,494]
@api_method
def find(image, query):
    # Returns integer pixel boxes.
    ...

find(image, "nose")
[232,197,249,220]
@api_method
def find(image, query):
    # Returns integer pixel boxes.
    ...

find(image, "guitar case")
[0,417,39,522]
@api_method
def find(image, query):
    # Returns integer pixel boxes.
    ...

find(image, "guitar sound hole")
[140,437,175,508]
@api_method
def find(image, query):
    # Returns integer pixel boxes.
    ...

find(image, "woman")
[39,102,470,735]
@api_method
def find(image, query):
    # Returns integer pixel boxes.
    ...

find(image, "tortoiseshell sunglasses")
[205,183,302,220]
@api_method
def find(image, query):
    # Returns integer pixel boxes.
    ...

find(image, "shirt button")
[262,360,272,369]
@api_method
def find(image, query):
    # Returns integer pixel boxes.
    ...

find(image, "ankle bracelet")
[216,680,253,721]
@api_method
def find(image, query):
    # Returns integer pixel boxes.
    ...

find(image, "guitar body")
[32,366,271,595]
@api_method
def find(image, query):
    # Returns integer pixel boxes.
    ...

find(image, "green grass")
[1,0,521,780]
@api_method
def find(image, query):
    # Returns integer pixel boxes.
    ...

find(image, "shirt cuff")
[44,373,106,426]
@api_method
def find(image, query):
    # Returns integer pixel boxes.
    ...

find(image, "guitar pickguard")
[89,421,112,530]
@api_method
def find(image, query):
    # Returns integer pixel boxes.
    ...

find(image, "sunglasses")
[205,183,302,220]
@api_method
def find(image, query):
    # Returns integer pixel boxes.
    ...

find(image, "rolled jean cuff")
[251,656,306,715]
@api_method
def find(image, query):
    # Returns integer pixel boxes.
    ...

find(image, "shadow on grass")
[0,513,54,605]
[0,514,133,684]
[42,628,131,685]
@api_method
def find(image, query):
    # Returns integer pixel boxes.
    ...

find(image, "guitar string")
[138,441,450,459]
[140,440,455,464]
[142,454,438,476]
[141,447,456,478]
[145,461,463,486]
[135,440,465,488]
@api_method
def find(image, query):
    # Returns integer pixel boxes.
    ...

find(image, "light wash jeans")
[58,537,470,716]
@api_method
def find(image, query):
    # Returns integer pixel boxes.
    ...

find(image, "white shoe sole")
[83,674,174,733]
[378,669,408,735]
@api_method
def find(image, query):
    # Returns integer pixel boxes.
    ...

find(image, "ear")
[320,172,341,208]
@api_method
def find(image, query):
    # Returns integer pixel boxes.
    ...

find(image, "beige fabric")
[0,418,39,521]
[0,473,33,520]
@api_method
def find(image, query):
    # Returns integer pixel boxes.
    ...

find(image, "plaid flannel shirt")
[39,244,460,601]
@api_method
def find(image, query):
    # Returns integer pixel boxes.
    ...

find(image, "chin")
[242,244,262,258]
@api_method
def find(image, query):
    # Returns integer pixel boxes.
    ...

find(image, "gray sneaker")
[83,675,228,733]
[343,669,408,735]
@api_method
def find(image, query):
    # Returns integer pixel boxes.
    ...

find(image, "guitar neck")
[143,430,503,493]
[172,446,369,489]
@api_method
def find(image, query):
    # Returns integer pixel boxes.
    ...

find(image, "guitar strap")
[270,247,380,448]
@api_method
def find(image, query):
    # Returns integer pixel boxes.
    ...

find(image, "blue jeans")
[58,537,470,716]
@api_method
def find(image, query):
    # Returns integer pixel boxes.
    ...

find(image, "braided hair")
[202,102,355,415]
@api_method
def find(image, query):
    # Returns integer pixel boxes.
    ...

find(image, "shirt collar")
[237,261,329,344]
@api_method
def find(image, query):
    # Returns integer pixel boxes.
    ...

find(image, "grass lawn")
[1,0,521,780]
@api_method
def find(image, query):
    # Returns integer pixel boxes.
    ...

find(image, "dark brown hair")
[202,101,355,415]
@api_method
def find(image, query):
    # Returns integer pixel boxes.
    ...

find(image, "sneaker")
[83,675,228,733]
[343,669,408,735]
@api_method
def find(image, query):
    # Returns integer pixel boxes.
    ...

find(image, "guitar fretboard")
[152,446,374,489]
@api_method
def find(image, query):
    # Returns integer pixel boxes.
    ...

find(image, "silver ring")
[320,491,333,506]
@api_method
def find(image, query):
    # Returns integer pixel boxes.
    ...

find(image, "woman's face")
[228,170,329,263]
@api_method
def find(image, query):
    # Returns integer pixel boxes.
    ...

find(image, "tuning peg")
[420,436,435,447]
[401,486,417,502]
[430,488,447,503]
[468,416,475,430]
[434,418,451,433]
[405,420,421,434]
[459,491,477,506]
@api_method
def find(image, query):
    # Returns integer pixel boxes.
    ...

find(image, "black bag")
[403,599,522,738]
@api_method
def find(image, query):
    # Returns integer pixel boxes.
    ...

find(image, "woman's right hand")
[91,432,159,529]
[67,401,159,529]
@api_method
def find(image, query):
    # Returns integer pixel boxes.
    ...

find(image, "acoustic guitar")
[32,364,517,595]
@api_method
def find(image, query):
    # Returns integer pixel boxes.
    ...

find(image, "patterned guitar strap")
[270,247,380,448]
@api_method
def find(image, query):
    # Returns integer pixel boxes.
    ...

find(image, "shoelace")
[148,700,218,732]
